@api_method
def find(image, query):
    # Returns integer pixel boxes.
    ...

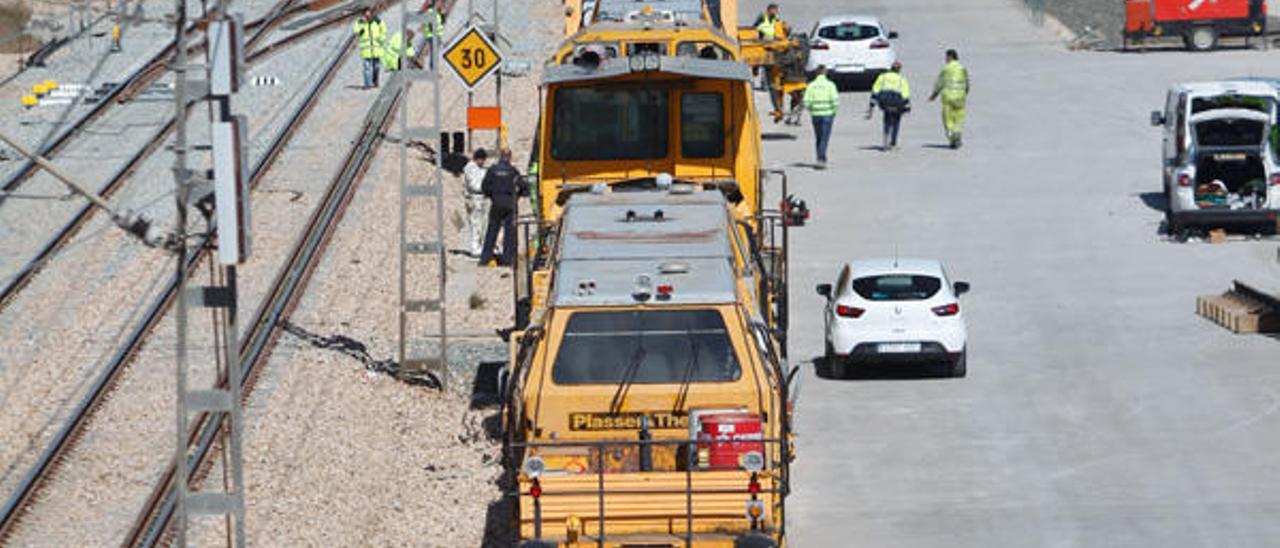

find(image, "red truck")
[1124,0,1268,50]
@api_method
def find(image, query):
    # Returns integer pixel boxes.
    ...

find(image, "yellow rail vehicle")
[536,0,763,225]
[503,190,796,547]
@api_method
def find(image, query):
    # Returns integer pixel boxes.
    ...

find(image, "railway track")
[0,20,355,543]
[127,55,416,548]
[0,0,363,312]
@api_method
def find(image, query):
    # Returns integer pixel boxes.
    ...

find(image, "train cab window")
[552,87,669,161]
[552,309,742,385]
[681,93,724,158]
[628,42,666,56]
[676,41,729,60]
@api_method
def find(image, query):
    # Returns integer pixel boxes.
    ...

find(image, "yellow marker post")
[21,95,38,108]
[44,80,57,91]
[32,84,47,97]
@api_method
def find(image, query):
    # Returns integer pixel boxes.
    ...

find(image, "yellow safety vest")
[381,32,416,71]
[756,14,778,40]
[936,60,969,102]
[422,10,444,39]
[872,71,910,99]
[353,17,386,59]
[803,74,839,116]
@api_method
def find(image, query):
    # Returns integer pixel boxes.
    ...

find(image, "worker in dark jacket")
[479,149,524,267]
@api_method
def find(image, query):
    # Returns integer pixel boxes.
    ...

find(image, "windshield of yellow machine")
[551,87,668,161]
[552,309,741,384]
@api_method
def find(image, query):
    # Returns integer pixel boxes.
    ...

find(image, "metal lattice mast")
[173,0,248,544]
[398,0,448,388]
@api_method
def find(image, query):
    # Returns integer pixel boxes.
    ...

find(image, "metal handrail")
[506,437,788,547]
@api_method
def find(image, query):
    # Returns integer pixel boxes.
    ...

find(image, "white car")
[805,15,899,87]
[1151,80,1280,234]
[816,258,969,377]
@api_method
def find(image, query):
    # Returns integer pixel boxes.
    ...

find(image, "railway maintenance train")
[499,1,804,545]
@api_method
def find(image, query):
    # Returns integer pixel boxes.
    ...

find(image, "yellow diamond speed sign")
[443,26,503,89]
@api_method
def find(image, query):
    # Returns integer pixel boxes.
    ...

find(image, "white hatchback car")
[816,258,969,377]
[805,15,899,87]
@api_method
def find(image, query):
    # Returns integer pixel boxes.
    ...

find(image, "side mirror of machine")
[816,283,832,298]
[1150,110,1165,127]
[954,281,971,296]
[887,31,899,39]
[495,366,510,405]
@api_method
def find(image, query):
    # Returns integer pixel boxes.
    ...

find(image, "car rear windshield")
[552,309,742,385]
[1191,95,1274,115]
[1194,118,1266,147]
[817,23,880,41]
[551,87,669,161]
[852,275,942,301]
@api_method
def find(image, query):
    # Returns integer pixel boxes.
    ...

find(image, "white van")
[1151,80,1280,233]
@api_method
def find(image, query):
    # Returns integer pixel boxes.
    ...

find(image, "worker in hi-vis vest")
[381,29,417,72]
[421,1,444,69]
[802,65,839,168]
[929,49,970,149]
[868,61,911,151]
[753,3,783,40]
[353,7,387,88]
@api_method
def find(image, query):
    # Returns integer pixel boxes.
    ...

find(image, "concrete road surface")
[738,0,1280,546]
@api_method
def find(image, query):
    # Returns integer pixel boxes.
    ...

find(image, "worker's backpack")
[875,90,907,114]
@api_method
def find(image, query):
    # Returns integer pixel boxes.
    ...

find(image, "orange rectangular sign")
[467,106,502,129]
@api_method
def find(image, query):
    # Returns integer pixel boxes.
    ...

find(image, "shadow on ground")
[1137,191,1168,214]
[470,360,504,410]
[812,355,954,380]
[762,132,797,141]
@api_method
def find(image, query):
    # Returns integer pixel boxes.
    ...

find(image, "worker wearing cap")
[929,49,970,149]
[353,7,387,88]
[381,29,416,72]
[753,3,783,40]
[868,61,911,151]
[480,149,526,267]
[802,66,839,167]
[421,1,444,70]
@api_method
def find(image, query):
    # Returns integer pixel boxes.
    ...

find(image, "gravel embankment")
[186,0,563,544]
[1036,0,1125,45]
[0,12,394,547]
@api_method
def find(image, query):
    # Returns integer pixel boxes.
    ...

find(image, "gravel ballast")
[186,1,563,545]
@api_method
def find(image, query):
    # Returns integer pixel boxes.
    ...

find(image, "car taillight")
[869,38,890,49]
[836,305,864,318]
[1271,174,1280,187]
[810,40,828,50]
[1177,174,1192,187]
[932,303,959,316]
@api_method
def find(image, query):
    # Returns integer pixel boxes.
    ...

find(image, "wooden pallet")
[1197,283,1280,334]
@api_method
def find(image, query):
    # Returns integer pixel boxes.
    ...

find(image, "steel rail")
[126,38,420,548]
[0,15,346,542]
[0,4,288,197]
[1233,279,1280,311]
[0,0,328,313]
[130,2,452,542]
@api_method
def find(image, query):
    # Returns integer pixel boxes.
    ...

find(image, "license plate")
[877,342,921,353]
[839,64,865,73]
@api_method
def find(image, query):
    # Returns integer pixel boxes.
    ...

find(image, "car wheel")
[951,350,967,378]
[1186,26,1218,51]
